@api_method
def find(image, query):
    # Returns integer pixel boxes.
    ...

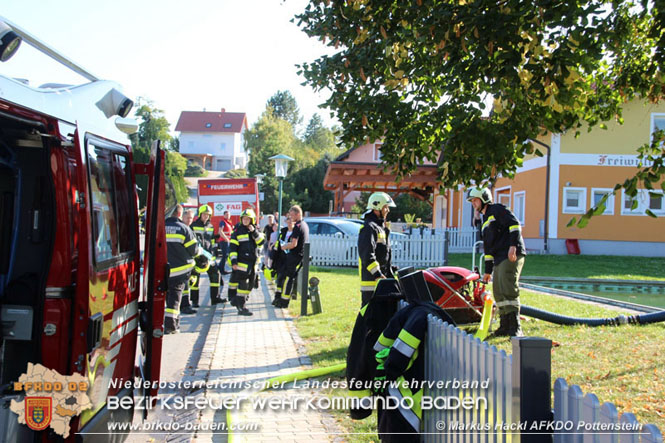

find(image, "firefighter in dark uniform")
[468,186,526,337]
[165,205,199,334]
[358,192,396,306]
[190,204,225,306]
[373,301,454,442]
[228,208,264,316]
[273,205,309,308]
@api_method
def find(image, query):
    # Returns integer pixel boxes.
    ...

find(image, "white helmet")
[367,192,396,210]
[466,187,493,205]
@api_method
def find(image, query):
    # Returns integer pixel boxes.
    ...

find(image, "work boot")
[272,295,280,306]
[276,299,289,309]
[181,306,197,315]
[507,312,524,337]
[238,307,253,316]
[491,314,510,337]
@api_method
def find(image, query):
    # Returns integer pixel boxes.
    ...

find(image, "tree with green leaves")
[351,192,431,222]
[130,99,187,207]
[286,155,335,213]
[267,90,303,129]
[296,0,665,225]
[245,109,301,213]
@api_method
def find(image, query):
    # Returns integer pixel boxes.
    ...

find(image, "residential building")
[323,140,446,225]
[175,109,248,171]
[446,99,665,256]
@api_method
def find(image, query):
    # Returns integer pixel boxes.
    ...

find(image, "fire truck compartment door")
[136,140,167,417]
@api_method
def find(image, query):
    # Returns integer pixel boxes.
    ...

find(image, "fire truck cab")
[0,18,167,442]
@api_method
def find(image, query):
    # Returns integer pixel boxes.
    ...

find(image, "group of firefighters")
[163,187,525,440]
[349,188,526,441]
[164,203,309,333]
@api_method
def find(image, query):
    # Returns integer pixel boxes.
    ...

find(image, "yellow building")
[447,99,665,256]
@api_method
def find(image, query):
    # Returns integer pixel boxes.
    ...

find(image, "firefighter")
[190,204,225,306]
[373,301,454,442]
[228,208,264,316]
[358,192,396,306]
[272,205,309,308]
[467,186,526,337]
[346,287,404,420]
[165,204,199,334]
[180,208,197,314]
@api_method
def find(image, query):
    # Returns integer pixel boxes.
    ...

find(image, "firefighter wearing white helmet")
[467,186,526,337]
[189,204,224,307]
[357,192,396,306]
[228,208,264,316]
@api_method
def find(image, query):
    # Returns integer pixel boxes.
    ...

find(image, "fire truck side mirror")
[95,88,134,118]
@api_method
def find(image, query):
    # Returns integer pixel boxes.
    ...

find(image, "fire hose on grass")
[520,304,665,326]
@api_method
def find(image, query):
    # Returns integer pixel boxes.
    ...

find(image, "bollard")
[300,243,311,316]
[309,277,322,314]
[511,336,553,443]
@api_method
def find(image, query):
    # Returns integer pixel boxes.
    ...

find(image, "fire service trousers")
[228,268,254,309]
[165,274,189,332]
[275,257,301,305]
[190,262,222,305]
[493,255,525,315]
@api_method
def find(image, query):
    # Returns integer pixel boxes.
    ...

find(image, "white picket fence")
[554,379,663,443]
[308,227,477,268]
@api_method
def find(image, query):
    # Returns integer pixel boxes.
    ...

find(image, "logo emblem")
[25,397,52,431]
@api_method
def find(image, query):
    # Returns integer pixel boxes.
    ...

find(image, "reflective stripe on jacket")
[481,203,526,275]
[358,211,392,294]
[375,301,455,441]
[191,218,217,252]
[229,223,265,269]
[166,216,199,277]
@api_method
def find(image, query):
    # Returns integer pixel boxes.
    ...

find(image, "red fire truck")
[197,178,260,227]
[0,18,167,441]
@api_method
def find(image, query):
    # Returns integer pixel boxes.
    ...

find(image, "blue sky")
[0,0,335,133]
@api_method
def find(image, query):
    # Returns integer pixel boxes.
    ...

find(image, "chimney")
[221,108,226,113]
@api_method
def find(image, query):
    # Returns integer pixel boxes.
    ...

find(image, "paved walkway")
[193,275,345,442]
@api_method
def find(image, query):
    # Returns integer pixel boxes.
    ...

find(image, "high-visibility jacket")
[229,223,265,273]
[374,301,454,442]
[165,216,199,277]
[346,292,404,419]
[191,217,217,253]
[481,203,526,274]
[358,211,392,296]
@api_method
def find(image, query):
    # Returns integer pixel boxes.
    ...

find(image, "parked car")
[304,217,408,266]
[304,217,407,241]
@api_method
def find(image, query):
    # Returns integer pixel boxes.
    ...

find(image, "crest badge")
[25,397,52,431]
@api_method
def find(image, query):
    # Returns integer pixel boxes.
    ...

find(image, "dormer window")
[205,123,212,128]
[224,123,232,128]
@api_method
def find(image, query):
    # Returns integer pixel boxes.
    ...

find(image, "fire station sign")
[10,363,92,438]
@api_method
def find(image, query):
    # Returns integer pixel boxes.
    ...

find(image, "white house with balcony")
[175,109,249,171]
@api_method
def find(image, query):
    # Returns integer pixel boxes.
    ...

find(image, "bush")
[185,163,207,177]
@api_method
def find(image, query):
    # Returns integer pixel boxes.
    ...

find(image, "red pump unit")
[423,266,489,324]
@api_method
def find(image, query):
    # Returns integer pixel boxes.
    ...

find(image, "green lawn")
[289,263,665,439]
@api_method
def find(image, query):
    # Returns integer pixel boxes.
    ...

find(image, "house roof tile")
[175,111,248,133]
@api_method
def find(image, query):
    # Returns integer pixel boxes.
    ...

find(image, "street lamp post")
[269,154,294,233]
[255,173,265,213]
